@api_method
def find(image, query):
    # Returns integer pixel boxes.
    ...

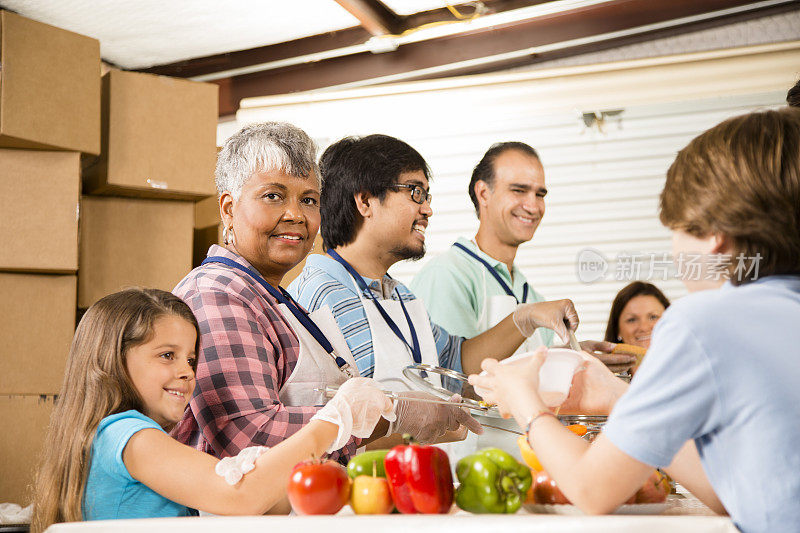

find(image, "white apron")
[354,280,443,393]
[277,304,360,407]
[448,269,546,464]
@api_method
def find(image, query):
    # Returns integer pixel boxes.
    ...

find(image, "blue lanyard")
[326,250,422,365]
[453,242,528,304]
[201,256,352,374]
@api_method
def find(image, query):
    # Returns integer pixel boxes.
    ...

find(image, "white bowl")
[475,348,584,408]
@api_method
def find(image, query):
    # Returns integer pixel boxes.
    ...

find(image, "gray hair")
[215,122,319,200]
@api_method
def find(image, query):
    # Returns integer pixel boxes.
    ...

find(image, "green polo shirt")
[411,237,554,345]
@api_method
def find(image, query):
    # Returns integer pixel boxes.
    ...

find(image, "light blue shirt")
[603,276,800,533]
[410,236,554,344]
[83,410,196,520]
[288,254,463,382]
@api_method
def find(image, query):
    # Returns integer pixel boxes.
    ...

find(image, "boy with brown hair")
[469,108,800,533]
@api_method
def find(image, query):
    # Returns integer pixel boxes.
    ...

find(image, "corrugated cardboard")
[0,11,100,154]
[0,150,80,272]
[280,234,324,288]
[0,274,76,394]
[195,195,220,228]
[0,395,56,505]
[193,224,222,269]
[78,196,194,307]
[83,70,218,199]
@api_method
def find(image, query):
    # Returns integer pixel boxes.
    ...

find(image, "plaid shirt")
[170,245,358,461]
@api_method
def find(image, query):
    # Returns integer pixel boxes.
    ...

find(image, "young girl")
[469,108,800,533]
[32,288,394,532]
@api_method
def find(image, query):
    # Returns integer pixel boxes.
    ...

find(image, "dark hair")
[319,134,430,249]
[468,142,540,217]
[604,282,671,343]
[660,108,800,284]
[789,79,800,108]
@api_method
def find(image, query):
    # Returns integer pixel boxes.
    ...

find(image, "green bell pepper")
[347,449,389,479]
[455,448,532,514]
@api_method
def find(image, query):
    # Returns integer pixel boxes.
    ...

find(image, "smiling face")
[617,295,666,349]
[478,150,546,247]
[125,315,197,428]
[225,168,321,285]
[373,170,432,262]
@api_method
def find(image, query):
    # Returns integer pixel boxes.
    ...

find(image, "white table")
[45,497,739,533]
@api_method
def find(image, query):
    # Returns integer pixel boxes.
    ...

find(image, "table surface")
[44,495,738,533]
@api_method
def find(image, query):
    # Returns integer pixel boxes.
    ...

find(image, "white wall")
[225,42,799,341]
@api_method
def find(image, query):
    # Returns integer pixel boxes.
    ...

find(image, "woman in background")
[605,281,670,351]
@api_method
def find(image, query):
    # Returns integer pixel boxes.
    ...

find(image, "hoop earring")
[617,336,622,342]
[222,225,236,246]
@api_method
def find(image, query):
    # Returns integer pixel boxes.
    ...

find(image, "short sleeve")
[602,311,723,468]
[411,260,481,339]
[94,415,162,481]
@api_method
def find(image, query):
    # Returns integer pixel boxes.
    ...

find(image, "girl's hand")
[468,347,550,427]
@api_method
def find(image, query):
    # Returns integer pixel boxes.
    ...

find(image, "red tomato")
[287,459,351,515]
[531,471,571,504]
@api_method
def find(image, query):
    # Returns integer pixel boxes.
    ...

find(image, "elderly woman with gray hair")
[171,122,479,470]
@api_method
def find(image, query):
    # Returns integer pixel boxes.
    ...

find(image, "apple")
[530,471,570,504]
[350,475,394,514]
[287,459,350,515]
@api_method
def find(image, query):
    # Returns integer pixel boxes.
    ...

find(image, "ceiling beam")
[217,0,789,115]
[140,1,547,80]
[333,0,405,36]
[139,0,796,116]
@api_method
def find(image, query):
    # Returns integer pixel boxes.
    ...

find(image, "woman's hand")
[558,352,629,415]
[468,347,550,427]
[311,377,396,452]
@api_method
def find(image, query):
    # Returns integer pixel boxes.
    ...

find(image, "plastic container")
[537,348,584,406]
[474,348,584,407]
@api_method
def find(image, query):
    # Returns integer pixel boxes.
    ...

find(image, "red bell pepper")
[383,440,454,514]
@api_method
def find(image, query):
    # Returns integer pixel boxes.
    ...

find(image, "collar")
[456,236,521,280]
[306,254,401,299]
[205,244,262,274]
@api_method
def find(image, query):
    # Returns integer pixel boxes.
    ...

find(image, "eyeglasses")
[390,183,432,205]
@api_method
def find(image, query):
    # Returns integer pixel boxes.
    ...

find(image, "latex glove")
[311,377,396,453]
[215,446,269,485]
[389,391,483,444]
[512,299,579,342]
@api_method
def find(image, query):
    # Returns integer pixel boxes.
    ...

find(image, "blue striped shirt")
[288,254,463,379]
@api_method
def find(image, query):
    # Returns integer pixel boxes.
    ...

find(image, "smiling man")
[411,142,557,349]
[288,135,579,391]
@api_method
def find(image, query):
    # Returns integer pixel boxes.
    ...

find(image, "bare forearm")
[461,315,526,375]
[529,418,652,514]
[209,420,340,515]
[665,440,727,515]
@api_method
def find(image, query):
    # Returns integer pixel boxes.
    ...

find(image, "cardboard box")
[0,150,80,273]
[0,395,56,505]
[193,224,222,269]
[0,11,100,155]
[195,195,220,228]
[0,274,76,394]
[83,70,218,199]
[78,196,194,307]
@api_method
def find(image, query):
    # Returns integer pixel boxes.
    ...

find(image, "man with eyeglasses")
[288,134,579,401]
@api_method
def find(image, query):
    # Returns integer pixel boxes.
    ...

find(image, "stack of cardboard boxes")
[0,11,218,506]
